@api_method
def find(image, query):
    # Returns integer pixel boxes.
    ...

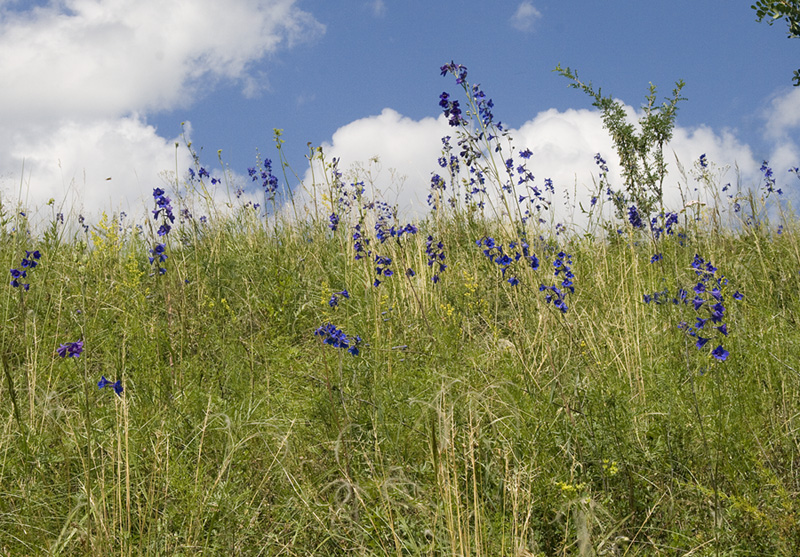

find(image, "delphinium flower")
[675,254,742,362]
[437,135,460,190]
[477,237,513,277]
[57,340,83,358]
[98,375,123,396]
[247,152,280,204]
[149,188,174,275]
[472,82,496,127]
[627,205,645,229]
[371,200,409,244]
[322,157,362,232]
[328,290,350,308]
[373,255,393,287]
[426,235,447,283]
[476,236,540,287]
[352,223,371,261]
[514,153,552,223]
[760,160,782,197]
[643,288,670,305]
[428,173,447,210]
[438,63,470,128]
[438,92,464,127]
[328,212,340,231]
[191,166,220,186]
[649,211,679,240]
[467,166,487,207]
[10,250,41,291]
[152,188,175,237]
[314,323,362,356]
[149,243,167,275]
[539,251,574,313]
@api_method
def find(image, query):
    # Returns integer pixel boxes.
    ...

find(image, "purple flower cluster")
[10,250,41,290]
[328,213,340,231]
[426,236,447,283]
[515,161,552,223]
[352,223,370,261]
[595,153,609,174]
[152,188,175,237]
[57,340,83,358]
[438,92,464,127]
[437,136,459,175]
[149,243,167,275]
[428,173,447,210]
[471,82,496,127]
[98,375,123,396]
[373,255,393,287]
[476,237,541,287]
[650,211,679,240]
[643,288,672,305]
[314,323,362,356]
[247,154,280,201]
[760,160,783,197]
[440,61,468,84]
[372,200,418,244]
[539,251,574,313]
[628,205,645,229]
[188,166,219,186]
[326,158,367,232]
[328,290,350,307]
[676,254,742,362]
[149,188,174,275]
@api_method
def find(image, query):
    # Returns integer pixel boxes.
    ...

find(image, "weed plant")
[1,63,800,555]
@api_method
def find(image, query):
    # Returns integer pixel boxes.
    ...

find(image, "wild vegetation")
[1,62,800,555]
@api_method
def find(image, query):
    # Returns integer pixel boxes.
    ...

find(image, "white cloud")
[763,87,800,141]
[0,0,324,119]
[761,87,800,196]
[0,0,324,214]
[1,116,192,218]
[369,0,387,17]
[510,1,541,32]
[295,108,451,218]
[298,104,764,227]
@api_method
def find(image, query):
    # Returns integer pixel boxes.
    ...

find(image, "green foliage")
[0,184,798,554]
[753,0,800,37]
[752,0,800,85]
[554,64,686,219]
[1,67,800,554]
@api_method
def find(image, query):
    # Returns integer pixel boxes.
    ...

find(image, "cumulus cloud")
[3,116,190,216]
[761,87,800,195]
[298,103,764,227]
[510,1,541,32]
[296,108,452,218]
[763,87,800,142]
[0,0,324,214]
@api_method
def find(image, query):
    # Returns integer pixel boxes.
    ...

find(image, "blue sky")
[1,0,798,218]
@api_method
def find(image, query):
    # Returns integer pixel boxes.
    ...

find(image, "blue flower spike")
[56,340,83,358]
[98,375,124,396]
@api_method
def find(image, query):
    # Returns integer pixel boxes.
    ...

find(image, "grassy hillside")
[2,65,800,555]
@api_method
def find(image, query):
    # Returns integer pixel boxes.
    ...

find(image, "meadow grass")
[2,64,800,556]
